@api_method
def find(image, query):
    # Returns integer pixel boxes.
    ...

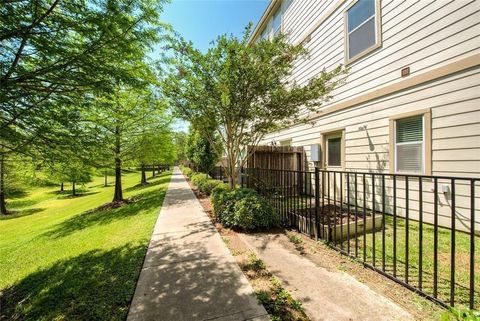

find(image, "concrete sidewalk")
[127,167,269,321]
[241,233,413,321]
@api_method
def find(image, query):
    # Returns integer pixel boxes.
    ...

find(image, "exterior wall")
[252,0,480,231]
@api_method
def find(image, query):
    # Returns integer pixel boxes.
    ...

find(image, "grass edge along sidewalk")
[0,171,171,321]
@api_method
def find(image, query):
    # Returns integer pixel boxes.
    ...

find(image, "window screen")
[395,115,424,173]
[327,137,342,167]
[346,0,377,61]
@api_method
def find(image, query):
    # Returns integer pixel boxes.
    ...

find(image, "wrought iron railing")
[240,167,479,310]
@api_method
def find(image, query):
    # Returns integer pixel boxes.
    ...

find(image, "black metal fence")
[240,167,479,310]
[209,166,228,182]
[142,164,171,172]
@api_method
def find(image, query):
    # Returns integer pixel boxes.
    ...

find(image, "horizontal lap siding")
[283,0,480,116]
[257,0,480,230]
[260,68,480,231]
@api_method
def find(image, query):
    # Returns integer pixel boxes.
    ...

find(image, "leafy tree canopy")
[162,27,345,187]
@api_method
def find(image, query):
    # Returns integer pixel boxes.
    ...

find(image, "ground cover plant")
[0,170,171,320]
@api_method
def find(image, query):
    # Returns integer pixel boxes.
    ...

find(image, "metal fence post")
[315,167,320,240]
[240,166,244,188]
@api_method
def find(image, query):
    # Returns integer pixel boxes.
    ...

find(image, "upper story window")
[272,7,282,36]
[257,0,292,42]
[345,0,381,64]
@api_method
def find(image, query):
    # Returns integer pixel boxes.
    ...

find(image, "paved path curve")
[127,167,269,321]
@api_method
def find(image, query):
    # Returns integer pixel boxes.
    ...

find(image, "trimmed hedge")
[212,187,279,231]
[180,166,193,178]
[201,179,225,195]
[188,172,226,196]
[190,173,209,191]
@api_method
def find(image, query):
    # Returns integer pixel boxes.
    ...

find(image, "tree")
[185,127,221,173]
[173,131,188,165]
[0,0,167,213]
[91,86,166,202]
[133,127,176,185]
[48,159,93,196]
[162,28,345,188]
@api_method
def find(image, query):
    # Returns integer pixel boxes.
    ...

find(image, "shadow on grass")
[5,187,29,199]
[0,208,45,220]
[42,189,165,239]
[56,191,100,200]
[8,198,40,208]
[0,244,147,321]
[124,176,171,193]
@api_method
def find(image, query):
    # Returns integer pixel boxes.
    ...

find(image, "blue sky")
[160,0,269,132]
[161,0,269,52]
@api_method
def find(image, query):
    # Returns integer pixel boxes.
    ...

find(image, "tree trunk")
[141,164,147,185]
[72,182,76,196]
[104,170,108,187]
[152,166,155,177]
[0,154,7,215]
[227,149,237,190]
[60,182,64,192]
[113,125,123,202]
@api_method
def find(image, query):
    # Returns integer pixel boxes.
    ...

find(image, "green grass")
[338,214,480,310]
[275,195,479,310]
[0,171,171,321]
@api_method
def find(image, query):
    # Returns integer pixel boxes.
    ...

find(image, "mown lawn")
[0,170,171,321]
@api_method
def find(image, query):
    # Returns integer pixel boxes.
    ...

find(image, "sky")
[159,0,270,132]
[161,0,269,53]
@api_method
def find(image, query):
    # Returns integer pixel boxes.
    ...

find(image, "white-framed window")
[326,134,342,167]
[257,0,292,41]
[394,115,424,173]
[345,0,381,63]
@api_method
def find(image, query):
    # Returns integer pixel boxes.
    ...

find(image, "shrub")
[211,183,230,215]
[233,193,279,230]
[212,188,277,230]
[191,173,209,189]
[200,179,224,195]
[181,167,193,178]
[221,188,258,227]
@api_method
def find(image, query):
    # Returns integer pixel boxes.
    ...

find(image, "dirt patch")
[294,204,375,225]
[87,198,135,213]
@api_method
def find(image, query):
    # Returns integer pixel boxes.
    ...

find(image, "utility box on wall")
[310,144,321,162]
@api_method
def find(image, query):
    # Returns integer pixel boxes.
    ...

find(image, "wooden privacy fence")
[246,145,305,171]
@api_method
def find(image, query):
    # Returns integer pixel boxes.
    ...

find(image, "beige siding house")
[251,0,480,231]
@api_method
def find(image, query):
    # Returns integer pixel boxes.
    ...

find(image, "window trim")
[344,0,382,65]
[389,109,432,175]
[321,129,346,170]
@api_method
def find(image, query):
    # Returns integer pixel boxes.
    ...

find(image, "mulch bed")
[288,204,374,225]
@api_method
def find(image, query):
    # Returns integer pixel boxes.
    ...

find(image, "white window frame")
[344,0,382,64]
[394,115,425,174]
[326,132,343,168]
[257,0,291,41]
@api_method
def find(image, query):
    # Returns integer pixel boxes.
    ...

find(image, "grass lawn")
[0,170,171,321]
[340,214,480,310]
